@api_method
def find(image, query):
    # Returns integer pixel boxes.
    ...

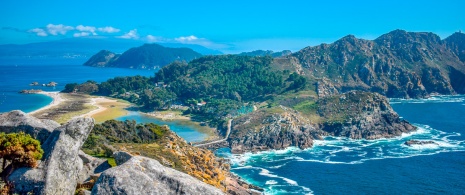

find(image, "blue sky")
[1,0,464,53]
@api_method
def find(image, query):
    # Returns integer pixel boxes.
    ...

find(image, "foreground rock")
[318,91,416,139]
[0,110,59,142]
[92,151,224,195]
[9,118,94,195]
[404,139,438,146]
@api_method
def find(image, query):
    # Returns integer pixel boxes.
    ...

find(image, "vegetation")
[67,55,310,128]
[82,119,169,156]
[82,119,229,191]
[0,132,43,180]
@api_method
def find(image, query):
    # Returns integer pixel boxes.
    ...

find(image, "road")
[194,119,232,147]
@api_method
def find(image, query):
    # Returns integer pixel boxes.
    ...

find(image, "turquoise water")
[0,61,153,113]
[0,60,209,143]
[217,95,465,194]
[117,111,208,143]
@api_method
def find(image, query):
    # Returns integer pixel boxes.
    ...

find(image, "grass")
[87,153,117,167]
[92,100,130,123]
[32,93,97,124]
[55,104,97,124]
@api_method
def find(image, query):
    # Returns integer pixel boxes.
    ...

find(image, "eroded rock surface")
[92,151,224,195]
[0,110,59,142]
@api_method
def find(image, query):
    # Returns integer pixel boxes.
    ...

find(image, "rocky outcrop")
[8,118,94,195]
[404,139,438,146]
[0,110,59,142]
[228,106,324,153]
[318,91,416,139]
[289,30,465,98]
[316,78,339,98]
[92,151,224,195]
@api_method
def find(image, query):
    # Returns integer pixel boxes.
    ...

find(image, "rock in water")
[92,151,224,195]
[0,110,59,142]
[404,139,438,146]
[9,117,95,195]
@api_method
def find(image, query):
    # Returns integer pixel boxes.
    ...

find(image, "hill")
[84,44,203,69]
[280,30,465,98]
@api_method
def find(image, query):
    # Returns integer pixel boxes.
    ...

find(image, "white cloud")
[97,26,120,33]
[175,35,199,42]
[117,29,139,39]
[73,32,91,37]
[76,25,97,35]
[146,35,165,42]
[46,24,74,35]
[29,28,47,36]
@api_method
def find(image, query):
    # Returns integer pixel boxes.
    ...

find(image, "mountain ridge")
[280,30,465,98]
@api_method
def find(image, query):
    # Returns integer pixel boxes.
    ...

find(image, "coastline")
[28,91,64,115]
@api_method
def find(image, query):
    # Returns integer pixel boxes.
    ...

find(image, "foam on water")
[228,123,464,194]
[389,95,465,104]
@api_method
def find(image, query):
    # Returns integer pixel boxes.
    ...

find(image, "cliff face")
[289,30,465,98]
[228,106,325,153]
[318,91,416,139]
[227,90,416,153]
[83,43,202,69]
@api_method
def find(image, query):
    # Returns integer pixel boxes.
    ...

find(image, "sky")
[1,0,464,53]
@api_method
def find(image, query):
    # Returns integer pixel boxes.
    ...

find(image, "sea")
[217,95,465,194]
[1,59,464,194]
[0,59,208,142]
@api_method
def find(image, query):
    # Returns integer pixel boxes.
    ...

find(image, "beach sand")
[29,91,64,115]
[77,97,130,123]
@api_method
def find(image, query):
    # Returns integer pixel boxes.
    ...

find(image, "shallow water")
[0,62,153,113]
[117,111,208,143]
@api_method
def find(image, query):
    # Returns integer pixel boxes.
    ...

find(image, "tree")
[0,132,43,180]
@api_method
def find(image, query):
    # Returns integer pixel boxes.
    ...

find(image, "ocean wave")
[229,123,464,165]
[389,95,465,104]
[227,123,464,194]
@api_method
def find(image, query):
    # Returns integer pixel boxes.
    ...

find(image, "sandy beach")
[28,91,64,115]
[78,97,116,118]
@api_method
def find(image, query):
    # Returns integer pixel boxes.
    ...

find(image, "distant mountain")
[238,50,292,57]
[0,38,221,60]
[84,44,203,69]
[276,30,465,98]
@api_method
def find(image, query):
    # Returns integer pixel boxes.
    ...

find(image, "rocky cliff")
[227,90,416,153]
[83,43,203,69]
[317,91,416,139]
[228,106,325,153]
[287,30,465,98]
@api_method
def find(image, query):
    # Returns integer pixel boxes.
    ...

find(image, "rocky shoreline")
[226,91,416,154]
